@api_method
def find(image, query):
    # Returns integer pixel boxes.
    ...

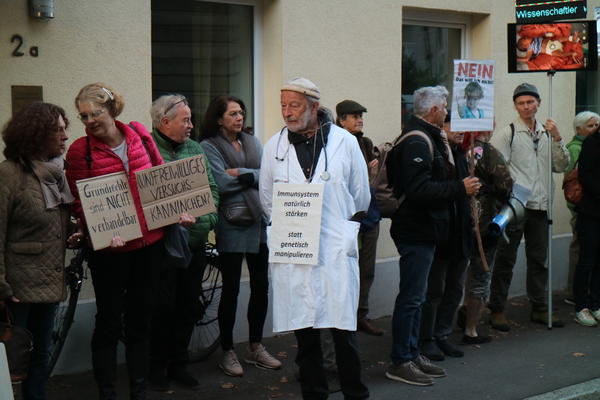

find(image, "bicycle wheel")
[188,244,222,362]
[47,247,87,377]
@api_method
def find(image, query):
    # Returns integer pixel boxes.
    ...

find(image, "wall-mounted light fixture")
[29,0,54,20]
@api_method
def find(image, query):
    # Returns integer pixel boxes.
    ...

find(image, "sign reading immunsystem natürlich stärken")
[515,0,587,23]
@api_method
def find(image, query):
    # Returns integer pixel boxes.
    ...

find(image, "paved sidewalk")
[36,293,600,400]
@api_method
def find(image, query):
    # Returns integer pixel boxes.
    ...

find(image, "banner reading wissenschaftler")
[451,59,495,132]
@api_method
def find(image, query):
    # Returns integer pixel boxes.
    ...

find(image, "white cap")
[281,77,321,100]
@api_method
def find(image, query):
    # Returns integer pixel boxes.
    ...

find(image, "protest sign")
[135,154,216,230]
[268,183,324,265]
[451,59,495,132]
[76,171,142,250]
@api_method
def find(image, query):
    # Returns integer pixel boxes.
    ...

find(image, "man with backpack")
[385,85,480,386]
[488,83,569,330]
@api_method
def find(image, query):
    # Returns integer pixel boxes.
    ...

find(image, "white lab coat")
[259,124,370,332]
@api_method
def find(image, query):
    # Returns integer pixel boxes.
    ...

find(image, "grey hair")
[150,94,186,128]
[573,111,600,131]
[412,85,449,117]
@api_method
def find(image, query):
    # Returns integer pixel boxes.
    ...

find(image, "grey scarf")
[205,132,263,221]
[31,157,74,209]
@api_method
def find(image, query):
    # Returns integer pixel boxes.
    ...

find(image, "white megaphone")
[488,183,532,239]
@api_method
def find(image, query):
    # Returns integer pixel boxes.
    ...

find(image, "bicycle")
[188,242,222,362]
[47,246,89,377]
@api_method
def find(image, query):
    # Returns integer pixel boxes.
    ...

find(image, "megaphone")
[488,183,531,238]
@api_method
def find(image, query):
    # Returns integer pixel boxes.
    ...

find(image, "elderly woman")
[572,121,600,327]
[0,102,75,400]
[199,95,280,377]
[65,83,181,399]
[564,111,600,309]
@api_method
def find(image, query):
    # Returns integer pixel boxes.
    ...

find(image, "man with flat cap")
[336,100,382,336]
[488,82,569,330]
[260,78,370,399]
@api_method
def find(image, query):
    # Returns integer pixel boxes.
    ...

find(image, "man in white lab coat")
[259,77,370,399]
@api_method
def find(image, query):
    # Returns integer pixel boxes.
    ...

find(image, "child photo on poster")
[451,59,495,132]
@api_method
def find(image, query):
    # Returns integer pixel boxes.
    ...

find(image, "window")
[152,0,254,138]
[402,13,467,123]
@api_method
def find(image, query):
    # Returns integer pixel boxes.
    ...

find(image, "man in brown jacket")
[336,99,382,336]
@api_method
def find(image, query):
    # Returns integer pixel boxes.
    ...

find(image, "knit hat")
[336,100,367,116]
[513,83,540,101]
[281,77,321,100]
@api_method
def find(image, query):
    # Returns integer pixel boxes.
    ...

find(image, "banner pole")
[546,70,555,330]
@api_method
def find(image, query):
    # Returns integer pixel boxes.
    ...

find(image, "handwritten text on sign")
[135,154,216,230]
[269,183,324,265]
[76,171,142,250]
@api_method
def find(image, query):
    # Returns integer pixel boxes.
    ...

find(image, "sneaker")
[244,344,282,370]
[419,340,444,361]
[413,355,446,378]
[436,339,464,357]
[385,361,433,386]
[489,312,511,332]
[219,350,244,377]
[168,365,199,388]
[461,334,492,345]
[591,309,600,321]
[575,308,598,327]
[530,310,565,327]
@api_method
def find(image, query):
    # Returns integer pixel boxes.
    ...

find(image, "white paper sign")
[268,183,324,265]
[451,59,495,132]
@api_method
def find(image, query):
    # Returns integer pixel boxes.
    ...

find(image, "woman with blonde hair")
[65,83,192,399]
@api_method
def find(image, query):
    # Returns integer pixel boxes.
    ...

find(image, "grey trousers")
[489,209,549,313]
[358,223,380,321]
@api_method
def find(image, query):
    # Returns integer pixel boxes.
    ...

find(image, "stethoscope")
[274,122,330,181]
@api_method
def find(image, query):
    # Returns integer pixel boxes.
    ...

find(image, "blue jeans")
[9,302,58,400]
[390,241,436,365]
[573,216,600,312]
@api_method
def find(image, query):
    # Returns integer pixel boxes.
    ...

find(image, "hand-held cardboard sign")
[451,59,495,132]
[76,171,142,250]
[268,183,324,265]
[135,154,216,230]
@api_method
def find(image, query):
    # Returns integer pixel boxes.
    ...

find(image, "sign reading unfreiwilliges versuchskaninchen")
[515,0,587,23]
[135,154,216,230]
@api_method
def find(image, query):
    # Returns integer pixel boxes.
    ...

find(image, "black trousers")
[294,328,369,400]
[150,245,206,366]
[89,240,163,390]
[218,243,269,350]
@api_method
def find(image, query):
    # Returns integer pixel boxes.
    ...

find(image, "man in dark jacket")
[148,94,219,390]
[419,117,473,361]
[336,99,383,336]
[385,86,480,386]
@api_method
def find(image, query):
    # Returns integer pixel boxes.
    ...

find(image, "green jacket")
[152,129,219,249]
[565,134,585,211]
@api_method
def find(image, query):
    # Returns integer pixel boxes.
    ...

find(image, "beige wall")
[0,0,152,155]
[1,0,591,257]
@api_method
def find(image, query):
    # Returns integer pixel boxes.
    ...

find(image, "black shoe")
[148,365,170,392]
[168,365,199,388]
[461,334,492,345]
[419,341,444,361]
[436,339,464,358]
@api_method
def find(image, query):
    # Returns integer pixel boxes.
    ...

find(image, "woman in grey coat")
[200,95,280,377]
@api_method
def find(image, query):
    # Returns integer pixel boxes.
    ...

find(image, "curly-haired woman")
[0,102,77,400]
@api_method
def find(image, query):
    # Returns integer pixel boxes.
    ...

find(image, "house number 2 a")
[11,34,39,57]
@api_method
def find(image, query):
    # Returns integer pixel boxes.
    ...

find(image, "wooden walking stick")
[468,133,490,272]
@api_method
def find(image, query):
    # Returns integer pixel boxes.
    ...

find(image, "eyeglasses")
[227,111,246,118]
[165,97,188,115]
[78,108,106,122]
